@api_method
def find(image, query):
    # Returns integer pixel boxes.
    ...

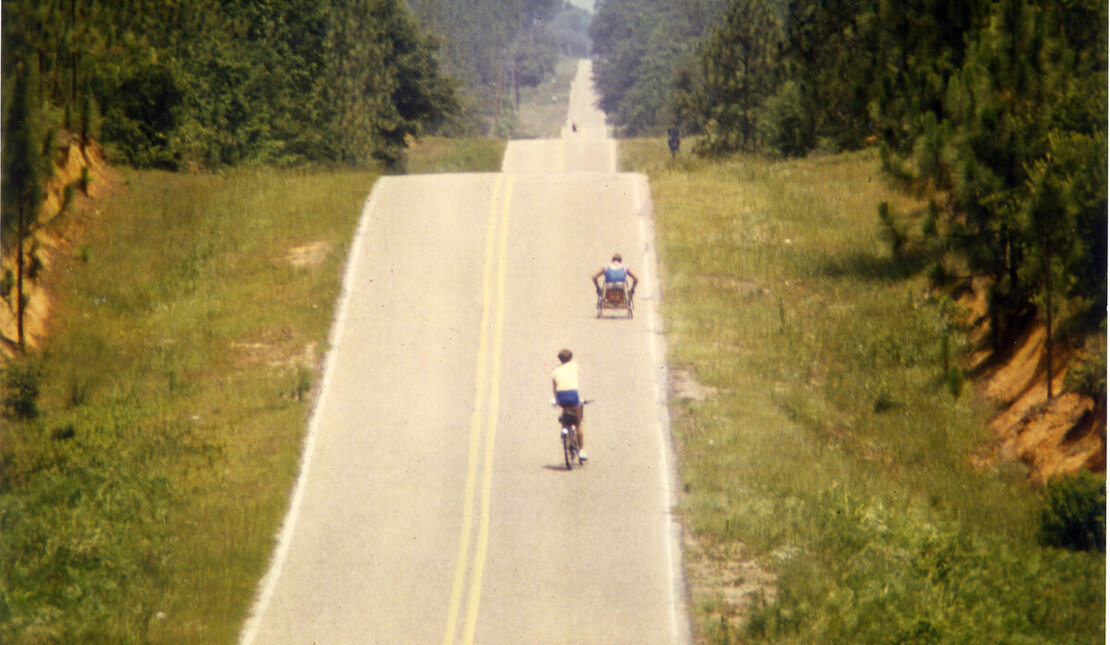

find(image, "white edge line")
[238,179,385,645]
[632,172,692,645]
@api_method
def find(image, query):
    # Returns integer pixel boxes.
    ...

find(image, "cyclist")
[551,348,586,462]
[592,253,639,301]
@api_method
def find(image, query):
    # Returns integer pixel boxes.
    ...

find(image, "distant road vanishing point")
[240,59,689,645]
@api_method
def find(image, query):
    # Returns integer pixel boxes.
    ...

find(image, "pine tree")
[940,0,1105,353]
[778,0,878,151]
[695,0,782,154]
[1,63,50,351]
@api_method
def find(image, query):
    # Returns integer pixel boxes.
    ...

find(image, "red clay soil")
[963,279,1106,483]
[1,133,118,358]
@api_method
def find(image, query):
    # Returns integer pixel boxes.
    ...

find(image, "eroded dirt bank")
[958,278,1106,482]
[1,133,117,357]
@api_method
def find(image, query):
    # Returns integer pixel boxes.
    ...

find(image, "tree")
[3,0,462,169]
[939,0,1106,359]
[374,0,458,163]
[591,0,729,135]
[1,63,51,350]
[693,0,782,154]
[777,0,876,151]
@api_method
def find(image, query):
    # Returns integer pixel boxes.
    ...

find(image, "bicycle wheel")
[563,432,572,469]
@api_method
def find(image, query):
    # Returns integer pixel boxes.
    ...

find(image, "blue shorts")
[555,390,580,407]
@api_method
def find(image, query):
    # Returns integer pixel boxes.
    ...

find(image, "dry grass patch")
[286,240,331,270]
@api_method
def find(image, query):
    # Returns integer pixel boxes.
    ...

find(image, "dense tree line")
[407,0,591,135]
[590,0,729,135]
[0,1,592,170]
[1,0,462,349]
[594,0,1106,381]
[1,0,459,171]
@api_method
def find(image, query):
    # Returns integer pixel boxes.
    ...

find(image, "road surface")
[241,59,688,645]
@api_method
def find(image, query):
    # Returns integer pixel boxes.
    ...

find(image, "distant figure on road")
[552,349,586,461]
[572,122,578,133]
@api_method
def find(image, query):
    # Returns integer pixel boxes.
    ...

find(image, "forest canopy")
[1,0,457,171]
[0,0,592,171]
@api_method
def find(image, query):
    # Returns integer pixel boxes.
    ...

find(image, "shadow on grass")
[815,249,927,283]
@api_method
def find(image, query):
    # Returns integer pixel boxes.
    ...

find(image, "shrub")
[60,182,76,216]
[2,359,42,419]
[0,269,12,300]
[1038,471,1105,552]
[295,365,313,402]
[757,81,814,156]
[877,201,907,259]
[944,367,964,398]
[1064,350,1106,402]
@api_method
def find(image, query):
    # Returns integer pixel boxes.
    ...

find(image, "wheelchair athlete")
[592,253,639,303]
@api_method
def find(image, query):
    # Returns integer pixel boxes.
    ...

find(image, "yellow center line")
[462,174,513,644]
[442,174,504,645]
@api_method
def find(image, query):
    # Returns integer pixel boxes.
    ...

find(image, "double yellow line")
[442,174,513,645]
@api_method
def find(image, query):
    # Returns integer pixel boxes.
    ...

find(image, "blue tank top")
[603,266,627,282]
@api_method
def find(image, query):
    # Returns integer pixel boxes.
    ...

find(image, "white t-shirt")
[552,360,580,392]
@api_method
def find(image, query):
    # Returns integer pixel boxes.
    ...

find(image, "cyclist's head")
[557,349,573,363]
[611,253,622,263]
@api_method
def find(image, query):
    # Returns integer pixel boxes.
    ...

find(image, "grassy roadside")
[622,142,1104,643]
[406,136,507,174]
[0,137,508,643]
[1,166,378,643]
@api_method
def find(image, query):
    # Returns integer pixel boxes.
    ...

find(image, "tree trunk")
[1044,237,1053,400]
[513,64,519,112]
[16,203,26,351]
[71,0,78,108]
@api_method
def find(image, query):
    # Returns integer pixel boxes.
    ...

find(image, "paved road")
[241,60,688,645]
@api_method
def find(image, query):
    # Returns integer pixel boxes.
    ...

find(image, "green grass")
[406,136,507,173]
[1,166,379,643]
[622,142,1105,644]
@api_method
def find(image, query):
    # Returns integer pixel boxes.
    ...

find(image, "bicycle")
[554,399,592,470]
